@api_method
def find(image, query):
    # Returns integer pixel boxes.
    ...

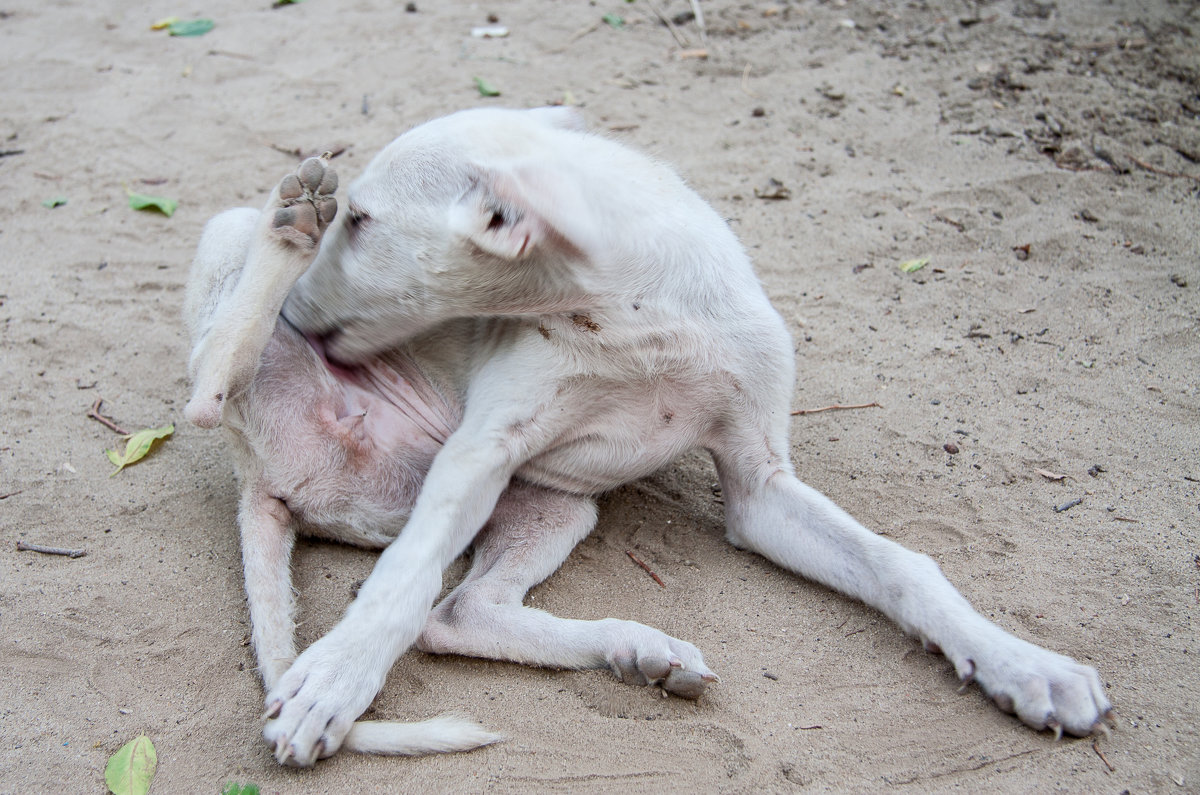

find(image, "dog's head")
[282,107,600,363]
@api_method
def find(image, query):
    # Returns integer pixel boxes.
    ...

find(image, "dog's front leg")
[261,412,532,766]
[715,449,1112,737]
[237,477,299,690]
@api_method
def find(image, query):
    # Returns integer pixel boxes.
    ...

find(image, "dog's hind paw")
[270,155,338,248]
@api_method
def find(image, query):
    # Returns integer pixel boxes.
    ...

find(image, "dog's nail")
[274,734,291,763]
[1047,719,1063,741]
[956,658,976,692]
[278,174,303,201]
[1091,720,1111,739]
[1103,708,1116,723]
[700,672,720,683]
[922,638,942,655]
[668,657,683,668]
[263,700,282,720]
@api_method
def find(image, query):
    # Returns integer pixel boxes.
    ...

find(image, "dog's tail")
[343,714,502,757]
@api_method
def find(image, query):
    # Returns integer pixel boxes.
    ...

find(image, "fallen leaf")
[473,76,501,97]
[754,177,791,200]
[222,783,261,795]
[42,196,68,208]
[1035,468,1067,481]
[127,192,178,217]
[106,424,174,476]
[602,12,624,28]
[167,18,215,36]
[899,257,929,273]
[150,16,180,30]
[105,735,156,795]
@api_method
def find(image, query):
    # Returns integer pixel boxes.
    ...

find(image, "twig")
[626,550,666,588]
[844,628,866,638]
[0,490,22,500]
[1054,497,1084,513]
[16,540,86,558]
[87,397,129,436]
[0,149,25,158]
[741,62,759,98]
[1092,739,1115,772]
[791,401,882,416]
[796,724,824,730]
[1128,154,1200,182]
[645,0,689,48]
[689,0,707,44]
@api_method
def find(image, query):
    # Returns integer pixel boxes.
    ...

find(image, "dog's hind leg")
[417,482,718,698]
[237,470,300,690]
[185,156,338,429]
[711,434,1112,737]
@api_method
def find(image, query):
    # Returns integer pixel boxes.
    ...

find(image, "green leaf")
[150,16,180,30]
[167,18,214,36]
[42,196,68,208]
[898,256,929,273]
[105,734,156,795]
[602,12,625,28]
[222,784,261,795]
[473,76,501,97]
[106,424,174,476]
[128,192,178,217]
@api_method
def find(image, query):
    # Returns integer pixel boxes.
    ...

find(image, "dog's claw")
[1047,719,1064,741]
[263,699,282,720]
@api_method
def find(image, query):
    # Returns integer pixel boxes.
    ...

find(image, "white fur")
[187,108,1111,768]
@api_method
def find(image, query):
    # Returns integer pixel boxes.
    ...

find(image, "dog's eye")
[487,210,505,231]
[347,209,370,229]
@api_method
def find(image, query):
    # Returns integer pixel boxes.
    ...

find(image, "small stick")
[0,490,22,500]
[1092,739,1115,772]
[645,0,689,48]
[796,724,824,730]
[1054,497,1084,513]
[689,0,707,44]
[17,540,86,558]
[844,628,866,638]
[626,550,666,588]
[1128,155,1200,182]
[87,397,129,436]
[791,401,882,416]
[741,62,759,98]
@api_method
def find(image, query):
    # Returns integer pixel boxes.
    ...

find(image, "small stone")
[943,442,960,454]
[1170,273,1187,288]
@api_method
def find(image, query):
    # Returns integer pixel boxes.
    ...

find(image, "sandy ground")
[2,0,1198,791]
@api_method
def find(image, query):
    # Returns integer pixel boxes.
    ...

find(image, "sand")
[2,0,1198,791]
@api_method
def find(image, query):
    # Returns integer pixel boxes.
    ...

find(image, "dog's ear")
[449,165,591,262]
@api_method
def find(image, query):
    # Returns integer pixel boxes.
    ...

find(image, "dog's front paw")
[262,630,384,766]
[604,619,718,699]
[270,156,338,248]
[948,635,1112,737]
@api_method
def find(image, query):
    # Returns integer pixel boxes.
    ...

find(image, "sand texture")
[1,0,1198,791]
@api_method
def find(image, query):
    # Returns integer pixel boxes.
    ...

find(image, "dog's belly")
[516,382,712,495]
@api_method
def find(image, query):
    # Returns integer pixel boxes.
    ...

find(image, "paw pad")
[271,156,338,247]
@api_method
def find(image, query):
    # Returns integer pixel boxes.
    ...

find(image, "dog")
[184,107,1111,768]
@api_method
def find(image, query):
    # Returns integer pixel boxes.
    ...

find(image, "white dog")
[185,107,1111,767]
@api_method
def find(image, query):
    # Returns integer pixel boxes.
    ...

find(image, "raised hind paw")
[603,620,718,699]
[270,155,338,248]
